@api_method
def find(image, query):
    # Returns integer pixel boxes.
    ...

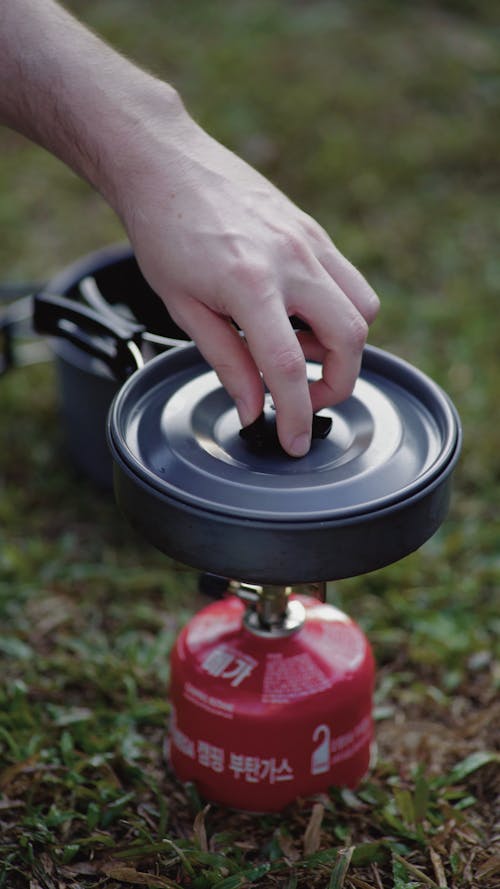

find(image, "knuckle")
[211,357,235,378]
[268,346,305,380]
[227,254,270,293]
[365,292,381,324]
[300,212,331,246]
[347,313,369,352]
[281,230,311,265]
[349,267,381,325]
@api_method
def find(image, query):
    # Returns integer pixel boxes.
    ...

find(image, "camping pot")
[105,343,462,583]
[34,243,191,488]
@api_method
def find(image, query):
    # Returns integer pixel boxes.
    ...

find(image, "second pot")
[35,243,190,488]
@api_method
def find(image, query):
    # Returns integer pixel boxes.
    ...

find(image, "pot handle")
[33,292,146,381]
[1,295,51,377]
[0,309,15,376]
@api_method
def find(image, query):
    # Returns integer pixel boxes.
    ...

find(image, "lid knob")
[239,409,332,456]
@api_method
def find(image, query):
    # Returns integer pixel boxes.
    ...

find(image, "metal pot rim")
[107,343,461,524]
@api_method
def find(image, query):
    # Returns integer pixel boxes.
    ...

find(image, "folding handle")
[0,295,48,377]
[0,311,15,376]
[33,292,146,381]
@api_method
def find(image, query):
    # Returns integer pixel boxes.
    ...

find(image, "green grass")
[1,1,499,886]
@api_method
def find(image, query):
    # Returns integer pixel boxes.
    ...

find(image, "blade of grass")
[440,751,499,786]
[393,852,440,889]
[327,846,354,889]
[303,802,324,855]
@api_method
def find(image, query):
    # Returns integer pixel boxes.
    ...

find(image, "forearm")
[0,0,186,207]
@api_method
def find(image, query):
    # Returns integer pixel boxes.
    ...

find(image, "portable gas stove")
[106,343,461,811]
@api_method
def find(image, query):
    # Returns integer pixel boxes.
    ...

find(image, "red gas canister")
[169,587,374,812]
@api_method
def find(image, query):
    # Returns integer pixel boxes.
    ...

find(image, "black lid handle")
[239,408,332,456]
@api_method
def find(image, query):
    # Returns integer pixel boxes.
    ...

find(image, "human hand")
[0,1,378,456]
[113,101,380,457]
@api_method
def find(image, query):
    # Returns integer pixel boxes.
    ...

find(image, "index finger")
[235,295,313,457]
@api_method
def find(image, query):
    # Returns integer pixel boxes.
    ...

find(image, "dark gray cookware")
[34,243,190,488]
[106,344,462,585]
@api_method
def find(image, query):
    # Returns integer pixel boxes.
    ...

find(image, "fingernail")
[288,432,311,457]
[235,397,255,428]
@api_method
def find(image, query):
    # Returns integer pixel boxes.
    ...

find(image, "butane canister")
[168,593,374,812]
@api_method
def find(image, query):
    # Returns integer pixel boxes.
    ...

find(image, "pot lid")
[108,344,460,526]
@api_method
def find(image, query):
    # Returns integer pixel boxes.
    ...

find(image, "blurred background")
[0,0,498,883]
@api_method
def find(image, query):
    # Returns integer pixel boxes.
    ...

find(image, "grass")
[0,1,499,886]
